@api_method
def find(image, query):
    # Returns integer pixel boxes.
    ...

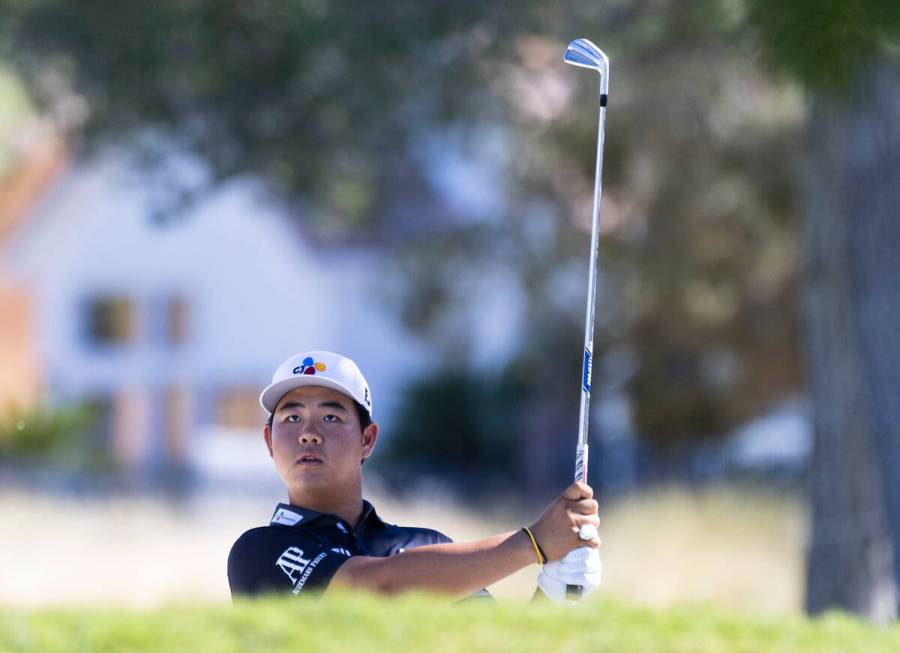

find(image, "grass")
[1,592,898,653]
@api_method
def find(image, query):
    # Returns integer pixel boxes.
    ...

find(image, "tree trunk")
[803,59,900,622]
[846,59,900,620]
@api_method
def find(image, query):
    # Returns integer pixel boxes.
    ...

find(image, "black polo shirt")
[228,500,453,597]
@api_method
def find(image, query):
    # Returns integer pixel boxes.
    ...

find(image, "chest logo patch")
[272,509,303,526]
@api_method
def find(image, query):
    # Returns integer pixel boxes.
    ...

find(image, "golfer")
[228,350,602,602]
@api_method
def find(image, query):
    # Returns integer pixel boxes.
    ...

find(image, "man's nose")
[298,430,322,445]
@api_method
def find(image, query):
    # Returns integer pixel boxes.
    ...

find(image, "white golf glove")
[537,546,602,604]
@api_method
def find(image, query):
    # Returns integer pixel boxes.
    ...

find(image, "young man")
[228,350,602,601]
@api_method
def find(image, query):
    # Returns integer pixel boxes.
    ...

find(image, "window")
[83,296,135,347]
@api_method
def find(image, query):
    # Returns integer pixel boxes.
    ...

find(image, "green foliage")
[0,1,812,447]
[1,594,899,653]
[381,369,523,490]
[747,0,900,94]
[0,403,108,470]
[0,63,35,175]
[379,328,584,491]
[0,0,529,231]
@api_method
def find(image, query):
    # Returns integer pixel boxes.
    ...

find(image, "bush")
[380,370,522,493]
[0,402,109,470]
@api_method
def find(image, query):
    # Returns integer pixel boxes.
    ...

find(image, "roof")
[0,140,67,246]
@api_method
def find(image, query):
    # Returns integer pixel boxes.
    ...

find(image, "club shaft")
[574,98,608,483]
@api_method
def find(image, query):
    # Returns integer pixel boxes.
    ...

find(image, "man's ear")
[360,423,379,461]
[263,423,274,458]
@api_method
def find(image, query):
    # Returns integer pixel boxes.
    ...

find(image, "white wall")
[4,150,437,474]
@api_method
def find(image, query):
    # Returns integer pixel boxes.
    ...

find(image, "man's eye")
[285,414,300,423]
[323,414,340,423]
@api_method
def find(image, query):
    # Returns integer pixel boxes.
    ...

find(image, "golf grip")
[566,442,590,600]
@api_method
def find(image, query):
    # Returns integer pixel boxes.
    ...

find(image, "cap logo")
[292,357,327,376]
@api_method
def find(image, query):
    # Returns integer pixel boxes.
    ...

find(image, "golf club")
[563,36,609,601]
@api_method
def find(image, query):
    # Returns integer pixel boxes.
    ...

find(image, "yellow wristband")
[522,527,546,565]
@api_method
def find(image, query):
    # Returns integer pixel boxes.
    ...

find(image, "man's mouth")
[295,453,323,465]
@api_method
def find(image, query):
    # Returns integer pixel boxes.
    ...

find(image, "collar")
[354,499,388,534]
[270,499,388,533]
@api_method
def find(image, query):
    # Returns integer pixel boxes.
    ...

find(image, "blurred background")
[1,0,898,622]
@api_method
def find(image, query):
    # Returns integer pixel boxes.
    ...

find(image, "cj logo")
[293,357,326,376]
[275,547,311,584]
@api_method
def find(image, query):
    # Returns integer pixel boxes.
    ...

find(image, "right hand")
[537,546,603,604]
[528,481,600,562]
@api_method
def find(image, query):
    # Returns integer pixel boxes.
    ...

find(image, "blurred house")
[0,143,436,482]
[722,398,812,478]
[0,141,65,410]
[671,399,812,485]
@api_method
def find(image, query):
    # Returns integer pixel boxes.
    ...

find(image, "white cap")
[259,351,373,418]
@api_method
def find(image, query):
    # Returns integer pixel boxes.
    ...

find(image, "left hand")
[529,482,600,562]
[536,546,602,604]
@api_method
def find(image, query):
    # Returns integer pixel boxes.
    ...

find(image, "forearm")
[330,529,536,597]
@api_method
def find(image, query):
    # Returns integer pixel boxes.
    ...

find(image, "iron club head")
[563,38,606,71]
[564,38,609,95]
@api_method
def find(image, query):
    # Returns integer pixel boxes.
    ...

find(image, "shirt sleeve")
[228,529,349,598]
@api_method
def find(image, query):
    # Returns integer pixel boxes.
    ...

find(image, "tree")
[748,0,900,620]
[0,1,807,456]
[1,0,827,508]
